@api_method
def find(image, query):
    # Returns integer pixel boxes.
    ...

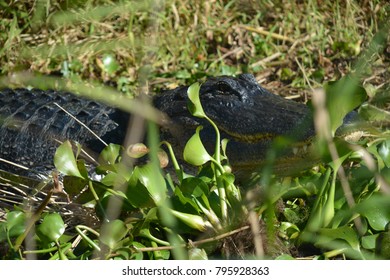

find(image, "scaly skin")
[0,74,318,178]
[155,74,316,177]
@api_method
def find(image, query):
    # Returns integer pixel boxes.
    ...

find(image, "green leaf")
[275,254,296,260]
[361,234,379,250]
[5,211,26,238]
[130,241,146,260]
[101,53,120,75]
[183,126,212,166]
[172,187,201,214]
[131,163,167,205]
[0,223,6,242]
[316,226,360,251]
[127,171,155,208]
[355,194,390,231]
[179,177,209,198]
[187,82,206,118]
[54,140,83,178]
[100,171,127,187]
[359,103,390,122]
[100,220,128,249]
[63,176,95,204]
[378,140,390,168]
[188,248,208,260]
[362,204,390,231]
[98,143,122,165]
[169,209,210,231]
[324,76,366,134]
[221,138,230,161]
[175,69,191,79]
[37,213,65,243]
[127,163,167,207]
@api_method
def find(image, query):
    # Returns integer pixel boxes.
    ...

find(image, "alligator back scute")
[0,88,125,174]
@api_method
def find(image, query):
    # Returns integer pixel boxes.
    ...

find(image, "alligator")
[0,74,318,181]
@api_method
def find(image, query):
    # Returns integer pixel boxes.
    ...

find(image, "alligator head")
[154,74,317,177]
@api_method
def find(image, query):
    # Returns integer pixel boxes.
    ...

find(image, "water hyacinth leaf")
[37,213,65,243]
[6,211,26,238]
[100,171,127,187]
[173,187,200,213]
[316,226,360,251]
[192,196,222,229]
[130,241,146,260]
[222,173,242,210]
[359,103,390,122]
[361,204,390,231]
[280,222,300,239]
[187,82,206,118]
[54,140,83,178]
[188,248,208,260]
[378,140,390,168]
[100,219,128,249]
[324,76,366,134]
[153,247,170,260]
[63,176,96,204]
[132,163,167,205]
[221,138,230,160]
[127,169,155,208]
[127,163,166,207]
[361,234,379,250]
[355,194,390,231]
[179,177,209,198]
[183,126,212,166]
[139,227,170,246]
[76,159,90,179]
[169,209,210,231]
[98,143,122,165]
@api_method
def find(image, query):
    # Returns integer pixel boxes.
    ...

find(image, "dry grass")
[0,0,388,96]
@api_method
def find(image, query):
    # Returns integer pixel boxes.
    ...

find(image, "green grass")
[0,0,389,260]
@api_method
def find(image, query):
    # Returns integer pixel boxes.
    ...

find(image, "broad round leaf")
[54,140,83,178]
[98,143,122,165]
[363,205,390,231]
[131,163,167,205]
[183,126,212,166]
[316,226,360,251]
[324,76,366,135]
[187,82,206,118]
[179,177,209,197]
[100,219,128,249]
[37,213,65,243]
[355,194,390,231]
[6,211,26,237]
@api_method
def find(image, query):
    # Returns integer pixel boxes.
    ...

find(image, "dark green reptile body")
[0,74,316,178]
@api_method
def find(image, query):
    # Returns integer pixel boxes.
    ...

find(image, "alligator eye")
[216,81,232,95]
